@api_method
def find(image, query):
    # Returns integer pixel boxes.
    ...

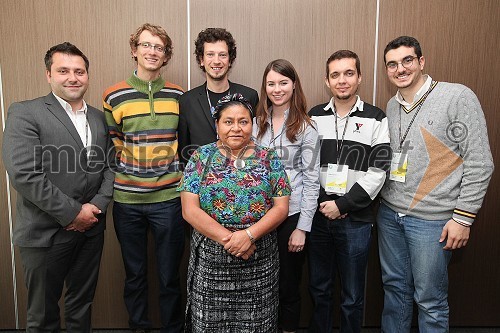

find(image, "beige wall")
[1,0,498,329]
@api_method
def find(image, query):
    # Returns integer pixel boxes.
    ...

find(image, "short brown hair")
[326,50,361,77]
[45,42,89,72]
[129,23,173,66]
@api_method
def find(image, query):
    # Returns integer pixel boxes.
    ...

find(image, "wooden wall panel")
[0,127,15,327]
[375,0,500,326]
[189,0,378,108]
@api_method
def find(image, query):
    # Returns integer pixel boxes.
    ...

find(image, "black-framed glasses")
[137,42,166,53]
[386,56,418,72]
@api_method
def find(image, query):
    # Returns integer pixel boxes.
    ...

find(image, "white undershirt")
[52,93,92,153]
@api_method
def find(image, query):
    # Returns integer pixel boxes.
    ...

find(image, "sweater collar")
[395,74,432,107]
[126,71,165,95]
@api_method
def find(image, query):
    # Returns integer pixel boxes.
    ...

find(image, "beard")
[208,73,226,81]
[207,67,230,81]
[335,93,353,100]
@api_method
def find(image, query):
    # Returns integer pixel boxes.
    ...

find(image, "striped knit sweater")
[103,73,184,203]
[309,97,391,223]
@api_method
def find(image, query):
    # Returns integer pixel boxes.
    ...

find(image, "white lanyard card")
[389,152,408,183]
[325,163,348,194]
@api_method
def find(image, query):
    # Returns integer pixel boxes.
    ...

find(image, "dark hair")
[44,42,89,72]
[256,59,311,143]
[326,49,361,77]
[213,93,253,121]
[383,36,422,63]
[194,28,237,71]
[129,23,173,66]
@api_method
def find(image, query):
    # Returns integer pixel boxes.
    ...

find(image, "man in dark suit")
[2,42,114,332]
[178,28,259,166]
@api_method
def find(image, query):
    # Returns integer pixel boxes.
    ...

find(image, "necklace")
[206,85,231,117]
[220,142,249,169]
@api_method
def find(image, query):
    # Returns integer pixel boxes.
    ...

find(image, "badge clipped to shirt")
[325,163,348,194]
[389,152,408,183]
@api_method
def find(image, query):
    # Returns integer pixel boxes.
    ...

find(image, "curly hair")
[194,28,237,71]
[129,23,173,66]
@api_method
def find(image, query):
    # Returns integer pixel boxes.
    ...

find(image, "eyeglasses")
[386,56,418,72]
[137,42,166,53]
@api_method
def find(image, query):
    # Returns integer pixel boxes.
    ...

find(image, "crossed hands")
[222,230,256,260]
[65,203,101,232]
[319,200,347,220]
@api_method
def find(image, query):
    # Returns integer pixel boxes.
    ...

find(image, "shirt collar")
[265,107,289,124]
[52,92,87,114]
[323,95,363,116]
[395,74,432,107]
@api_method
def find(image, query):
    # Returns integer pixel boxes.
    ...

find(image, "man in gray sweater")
[378,36,493,332]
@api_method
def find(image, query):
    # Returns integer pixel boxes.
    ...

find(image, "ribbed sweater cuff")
[452,208,476,224]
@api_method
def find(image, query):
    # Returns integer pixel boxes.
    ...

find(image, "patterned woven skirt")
[185,228,279,333]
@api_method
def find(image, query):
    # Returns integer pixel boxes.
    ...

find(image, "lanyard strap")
[85,112,88,148]
[206,86,230,117]
[270,109,285,158]
[335,112,349,164]
[398,81,438,150]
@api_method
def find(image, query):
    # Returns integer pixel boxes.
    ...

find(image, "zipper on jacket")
[148,81,156,120]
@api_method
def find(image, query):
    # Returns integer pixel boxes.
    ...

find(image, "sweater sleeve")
[103,90,123,172]
[296,124,320,232]
[450,88,494,224]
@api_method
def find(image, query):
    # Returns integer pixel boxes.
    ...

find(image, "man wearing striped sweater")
[308,50,391,333]
[103,23,184,333]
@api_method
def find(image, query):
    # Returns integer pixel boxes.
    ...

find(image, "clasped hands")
[222,230,256,260]
[65,203,101,232]
[319,200,347,220]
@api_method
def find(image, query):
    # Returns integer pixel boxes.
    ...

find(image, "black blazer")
[2,93,114,247]
[178,81,258,166]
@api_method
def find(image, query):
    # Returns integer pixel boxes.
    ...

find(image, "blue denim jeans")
[377,202,452,333]
[113,198,185,333]
[308,211,372,333]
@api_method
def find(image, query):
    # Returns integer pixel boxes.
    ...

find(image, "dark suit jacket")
[178,81,259,166]
[2,93,114,247]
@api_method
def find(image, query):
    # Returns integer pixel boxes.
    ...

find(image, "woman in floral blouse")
[178,93,291,332]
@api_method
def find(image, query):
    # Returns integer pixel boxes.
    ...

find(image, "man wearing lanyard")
[178,28,258,166]
[2,42,114,332]
[378,36,494,332]
[308,50,391,333]
[103,23,185,333]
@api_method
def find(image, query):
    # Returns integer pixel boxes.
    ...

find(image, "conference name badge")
[325,164,348,194]
[389,152,408,183]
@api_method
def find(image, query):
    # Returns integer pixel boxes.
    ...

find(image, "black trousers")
[277,213,307,331]
[19,232,104,333]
